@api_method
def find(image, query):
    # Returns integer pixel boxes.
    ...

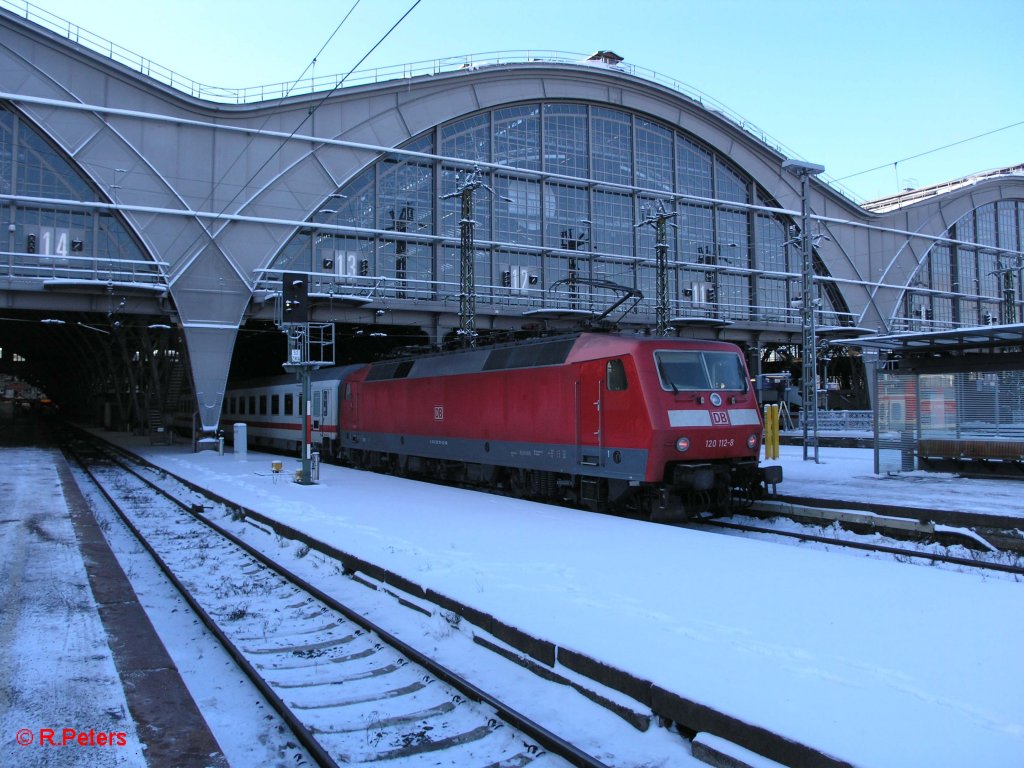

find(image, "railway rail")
[698,500,1024,578]
[60,424,1024,768]
[63,432,609,768]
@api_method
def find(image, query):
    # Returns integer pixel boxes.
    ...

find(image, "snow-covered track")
[64,434,607,768]
[762,494,1024,554]
[698,506,1024,577]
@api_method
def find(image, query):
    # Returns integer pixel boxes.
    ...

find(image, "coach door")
[311,387,329,446]
[576,360,604,466]
[344,381,358,430]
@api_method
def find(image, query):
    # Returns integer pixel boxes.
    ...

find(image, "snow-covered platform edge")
[692,732,790,768]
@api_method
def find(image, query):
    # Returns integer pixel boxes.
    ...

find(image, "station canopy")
[834,322,1024,354]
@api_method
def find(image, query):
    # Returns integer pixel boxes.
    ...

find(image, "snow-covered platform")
[97,433,1022,768]
[0,438,226,767]
[764,443,1024,521]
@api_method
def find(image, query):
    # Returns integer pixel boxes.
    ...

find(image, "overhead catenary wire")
[218,0,424,209]
[835,119,1024,183]
[162,0,423,267]
[184,1,362,206]
[298,0,424,135]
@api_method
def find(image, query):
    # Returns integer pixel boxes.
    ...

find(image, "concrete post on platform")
[233,422,247,459]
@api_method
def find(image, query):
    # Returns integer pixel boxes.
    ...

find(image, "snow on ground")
[0,448,147,768]
[70,462,317,768]
[114,435,1023,768]
[1,444,314,768]
[765,441,1024,518]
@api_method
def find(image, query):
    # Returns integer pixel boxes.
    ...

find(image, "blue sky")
[22,0,1024,202]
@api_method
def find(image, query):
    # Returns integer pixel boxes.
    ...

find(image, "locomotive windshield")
[654,350,748,392]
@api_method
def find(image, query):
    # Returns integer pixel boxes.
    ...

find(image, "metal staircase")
[148,360,186,444]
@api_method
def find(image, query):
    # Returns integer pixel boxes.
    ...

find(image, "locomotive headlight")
[746,433,759,450]
[676,436,690,453]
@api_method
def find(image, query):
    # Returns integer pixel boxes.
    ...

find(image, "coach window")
[248,395,256,414]
[259,395,268,415]
[284,393,293,416]
[606,359,628,391]
[271,394,280,415]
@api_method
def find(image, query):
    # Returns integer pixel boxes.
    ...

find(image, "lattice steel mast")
[441,166,506,346]
[636,200,678,335]
[783,159,825,463]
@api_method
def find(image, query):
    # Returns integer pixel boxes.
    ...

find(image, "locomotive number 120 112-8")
[705,438,735,448]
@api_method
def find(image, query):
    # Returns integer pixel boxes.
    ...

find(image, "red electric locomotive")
[338,332,780,519]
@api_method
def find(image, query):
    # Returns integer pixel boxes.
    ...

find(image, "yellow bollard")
[762,404,776,460]
[763,405,770,460]
[768,403,780,459]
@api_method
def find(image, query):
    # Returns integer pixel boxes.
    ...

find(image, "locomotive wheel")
[507,468,527,498]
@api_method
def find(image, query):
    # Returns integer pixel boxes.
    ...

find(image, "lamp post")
[782,159,825,463]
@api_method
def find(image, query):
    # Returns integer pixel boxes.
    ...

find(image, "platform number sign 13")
[434,406,444,421]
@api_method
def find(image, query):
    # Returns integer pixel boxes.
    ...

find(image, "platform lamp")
[782,158,825,463]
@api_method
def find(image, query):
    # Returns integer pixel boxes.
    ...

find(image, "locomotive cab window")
[655,350,748,392]
[704,352,748,391]
[606,359,628,391]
